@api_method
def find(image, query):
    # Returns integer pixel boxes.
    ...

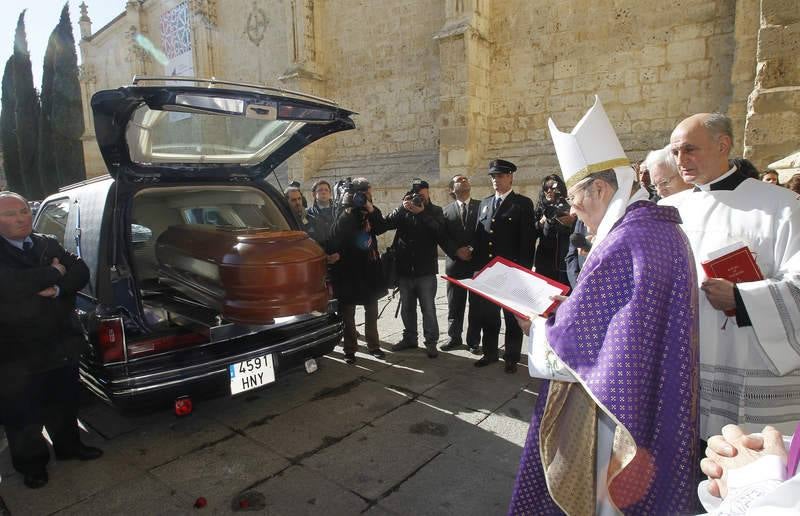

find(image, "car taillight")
[126,332,208,359]
[97,317,125,363]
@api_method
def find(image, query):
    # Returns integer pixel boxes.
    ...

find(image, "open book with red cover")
[443,256,570,320]
[701,242,764,317]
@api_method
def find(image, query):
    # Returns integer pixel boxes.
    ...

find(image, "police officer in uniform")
[471,160,536,373]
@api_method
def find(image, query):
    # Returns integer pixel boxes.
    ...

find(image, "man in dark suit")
[440,175,482,354]
[472,159,536,373]
[0,192,102,489]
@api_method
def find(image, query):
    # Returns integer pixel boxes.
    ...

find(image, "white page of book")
[457,261,564,318]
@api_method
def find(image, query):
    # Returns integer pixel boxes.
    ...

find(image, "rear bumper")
[80,316,342,409]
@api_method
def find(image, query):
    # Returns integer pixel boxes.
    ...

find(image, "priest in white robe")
[660,113,800,440]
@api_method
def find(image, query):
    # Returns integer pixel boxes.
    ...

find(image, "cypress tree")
[49,3,86,188]
[1,58,22,193]
[38,7,59,194]
[12,11,45,200]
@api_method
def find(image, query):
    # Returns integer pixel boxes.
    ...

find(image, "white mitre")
[548,96,645,251]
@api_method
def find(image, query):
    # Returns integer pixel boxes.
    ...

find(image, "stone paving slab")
[378,452,515,516]
[243,379,412,460]
[52,473,194,515]
[249,464,368,515]
[301,424,441,501]
[149,434,290,513]
[111,414,236,471]
[422,370,531,414]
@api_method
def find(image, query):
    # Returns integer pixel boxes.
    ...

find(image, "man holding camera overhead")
[327,178,388,364]
[386,179,446,358]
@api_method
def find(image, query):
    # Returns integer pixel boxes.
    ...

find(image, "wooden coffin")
[155,225,328,324]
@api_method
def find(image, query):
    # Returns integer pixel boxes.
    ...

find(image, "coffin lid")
[91,76,356,181]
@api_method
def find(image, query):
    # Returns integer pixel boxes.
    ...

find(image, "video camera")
[333,177,368,213]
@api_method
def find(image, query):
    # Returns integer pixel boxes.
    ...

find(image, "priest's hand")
[701,424,787,499]
[515,316,532,335]
[701,277,736,312]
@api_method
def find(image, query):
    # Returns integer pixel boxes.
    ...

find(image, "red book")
[701,242,763,317]
[442,256,570,320]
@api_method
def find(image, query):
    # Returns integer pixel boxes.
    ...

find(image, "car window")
[35,198,71,246]
[126,104,306,166]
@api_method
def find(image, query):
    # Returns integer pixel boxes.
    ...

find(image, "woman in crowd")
[533,174,575,286]
[761,169,780,185]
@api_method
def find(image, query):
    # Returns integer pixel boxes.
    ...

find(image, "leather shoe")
[344,353,356,364]
[390,340,417,352]
[368,348,386,359]
[467,346,483,355]
[474,356,498,367]
[504,362,518,374]
[440,341,462,351]
[23,470,48,489]
[55,444,103,461]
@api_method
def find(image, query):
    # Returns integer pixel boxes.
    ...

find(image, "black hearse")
[33,77,355,410]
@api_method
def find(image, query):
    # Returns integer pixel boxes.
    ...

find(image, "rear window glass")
[126,104,306,165]
[35,198,71,246]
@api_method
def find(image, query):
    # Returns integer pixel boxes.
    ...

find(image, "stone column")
[728,0,760,154]
[189,0,219,78]
[743,0,800,169]
[77,3,103,177]
[279,0,329,184]
[434,0,492,182]
[124,0,150,76]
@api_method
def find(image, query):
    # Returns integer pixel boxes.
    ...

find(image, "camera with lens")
[404,178,429,208]
[544,198,571,223]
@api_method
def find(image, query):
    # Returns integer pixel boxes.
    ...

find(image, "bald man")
[0,192,101,489]
[660,114,800,442]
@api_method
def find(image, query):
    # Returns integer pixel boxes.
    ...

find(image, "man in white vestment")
[660,113,800,440]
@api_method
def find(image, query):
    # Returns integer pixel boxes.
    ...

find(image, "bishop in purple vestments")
[509,97,699,515]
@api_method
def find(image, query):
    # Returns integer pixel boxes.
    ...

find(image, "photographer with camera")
[327,178,388,364]
[533,174,575,285]
[385,179,446,358]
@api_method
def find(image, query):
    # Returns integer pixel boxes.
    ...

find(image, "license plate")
[229,355,275,395]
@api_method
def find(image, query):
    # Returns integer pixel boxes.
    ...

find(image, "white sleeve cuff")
[727,454,787,490]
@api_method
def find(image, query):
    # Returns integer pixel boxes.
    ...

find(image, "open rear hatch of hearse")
[90,77,354,360]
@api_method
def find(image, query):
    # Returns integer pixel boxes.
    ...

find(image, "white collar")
[495,190,512,201]
[2,235,33,250]
[456,198,471,207]
[694,165,737,191]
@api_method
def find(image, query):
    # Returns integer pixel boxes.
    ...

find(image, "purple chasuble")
[509,201,699,514]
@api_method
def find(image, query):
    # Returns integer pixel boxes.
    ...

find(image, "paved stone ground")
[0,269,540,515]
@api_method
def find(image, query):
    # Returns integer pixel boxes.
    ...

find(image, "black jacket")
[306,203,336,247]
[0,233,90,372]
[384,201,446,278]
[327,207,388,305]
[441,198,480,279]
[534,200,574,284]
[473,191,536,269]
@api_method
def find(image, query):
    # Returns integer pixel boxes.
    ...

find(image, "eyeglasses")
[566,180,594,204]
[544,185,558,192]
